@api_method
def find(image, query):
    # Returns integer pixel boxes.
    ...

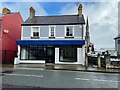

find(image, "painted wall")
[22,25,83,40]
[1,13,23,63]
[2,13,23,50]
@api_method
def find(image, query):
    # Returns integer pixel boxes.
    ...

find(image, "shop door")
[45,47,55,64]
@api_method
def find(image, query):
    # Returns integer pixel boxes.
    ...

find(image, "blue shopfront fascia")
[16,40,85,46]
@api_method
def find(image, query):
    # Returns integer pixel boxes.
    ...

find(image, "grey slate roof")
[23,15,85,25]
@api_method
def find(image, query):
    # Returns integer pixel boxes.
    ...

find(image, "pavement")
[1,64,120,74]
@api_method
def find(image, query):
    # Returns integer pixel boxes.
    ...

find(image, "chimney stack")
[2,7,11,14]
[30,7,35,18]
[78,4,82,17]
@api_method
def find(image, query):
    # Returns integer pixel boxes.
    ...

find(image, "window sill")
[31,37,40,39]
[59,60,77,62]
[49,37,55,39]
[65,36,74,38]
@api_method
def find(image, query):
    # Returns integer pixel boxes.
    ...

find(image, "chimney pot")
[2,7,11,14]
[30,7,35,18]
[78,4,82,16]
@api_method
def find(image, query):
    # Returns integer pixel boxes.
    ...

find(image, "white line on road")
[3,73,43,78]
[75,78,119,83]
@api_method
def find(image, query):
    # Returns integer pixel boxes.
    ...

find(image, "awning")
[16,40,85,46]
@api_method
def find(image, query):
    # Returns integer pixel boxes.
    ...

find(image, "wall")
[1,13,23,63]
[22,25,83,40]
[2,13,23,50]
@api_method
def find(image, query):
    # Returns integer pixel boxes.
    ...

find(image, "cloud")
[59,2,118,49]
[2,2,47,20]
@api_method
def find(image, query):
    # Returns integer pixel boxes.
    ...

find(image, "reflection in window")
[66,26,73,37]
[50,26,55,37]
[60,46,77,62]
[32,27,39,37]
[20,45,45,60]
[21,45,29,59]
[118,40,120,44]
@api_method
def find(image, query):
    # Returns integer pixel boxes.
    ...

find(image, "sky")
[1,1,119,50]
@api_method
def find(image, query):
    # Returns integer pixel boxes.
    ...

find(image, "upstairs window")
[49,26,55,38]
[31,27,40,38]
[65,26,74,37]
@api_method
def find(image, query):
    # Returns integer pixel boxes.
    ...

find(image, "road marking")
[75,78,119,83]
[3,73,43,78]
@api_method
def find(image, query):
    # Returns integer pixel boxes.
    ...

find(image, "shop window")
[118,40,120,44]
[20,45,29,59]
[59,46,77,62]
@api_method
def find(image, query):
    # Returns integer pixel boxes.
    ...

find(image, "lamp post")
[85,16,90,67]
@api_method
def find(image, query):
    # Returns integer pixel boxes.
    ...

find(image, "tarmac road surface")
[1,68,120,89]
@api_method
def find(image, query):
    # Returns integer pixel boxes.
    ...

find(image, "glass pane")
[60,46,77,62]
[50,27,55,37]
[21,45,28,59]
[66,26,73,36]
[118,40,120,44]
[33,27,39,32]
[29,47,45,60]
[33,32,39,37]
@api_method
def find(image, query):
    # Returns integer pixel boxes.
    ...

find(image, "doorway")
[45,47,55,64]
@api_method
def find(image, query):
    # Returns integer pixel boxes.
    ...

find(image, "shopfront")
[16,40,85,65]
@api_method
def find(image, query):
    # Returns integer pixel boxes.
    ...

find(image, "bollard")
[105,53,111,68]
[97,53,101,68]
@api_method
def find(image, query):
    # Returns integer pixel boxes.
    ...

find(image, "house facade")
[115,2,120,57]
[15,4,86,65]
[0,8,23,63]
[115,35,120,56]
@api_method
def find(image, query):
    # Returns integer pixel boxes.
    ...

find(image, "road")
[1,68,120,89]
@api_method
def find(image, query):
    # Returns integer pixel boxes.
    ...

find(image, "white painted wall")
[20,60,45,64]
[14,45,20,64]
[77,47,85,65]
[55,47,59,64]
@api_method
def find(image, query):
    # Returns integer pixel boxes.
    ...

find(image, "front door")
[45,47,55,64]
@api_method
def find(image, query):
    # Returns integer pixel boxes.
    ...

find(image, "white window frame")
[64,25,74,37]
[31,26,40,37]
[49,26,56,37]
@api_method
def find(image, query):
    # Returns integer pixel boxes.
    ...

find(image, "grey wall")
[74,25,82,37]
[56,25,64,37]
[22,25,83,40]
[40,26,49,37]
[22,26,31,37]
